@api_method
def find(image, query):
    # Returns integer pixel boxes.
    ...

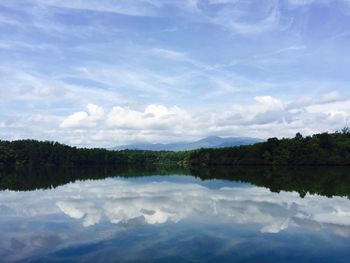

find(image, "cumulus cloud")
[106,104,190,130]
[54,90,350,146]
[60,104,104,128]
[60,112,89,128]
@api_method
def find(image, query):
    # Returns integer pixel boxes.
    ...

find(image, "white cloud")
[60,112,89,129]
[253,45,307,59]
[254,96,284,110]
[3,88,350,147]
[106,104,190,130]
[204,0,284,35]
[287,0,336,7]
[151,48,188,61]
[23,0,159,16]
[0,68,125,106]
[53,90,350,146]
[319,91,345,104]
[60,104,104,128]
[86,104,105,121]
[11,70,67,99]
[0,0,296,35]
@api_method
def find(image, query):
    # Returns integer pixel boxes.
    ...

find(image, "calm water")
[1,167,350,262]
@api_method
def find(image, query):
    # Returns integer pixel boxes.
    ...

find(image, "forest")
[1,128,350,170]
[0,139,188,169]
[188,128,350,166]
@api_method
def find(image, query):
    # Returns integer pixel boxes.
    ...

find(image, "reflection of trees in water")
[0,165,190,191]
[1,165,350,198]
[190,166,350,198]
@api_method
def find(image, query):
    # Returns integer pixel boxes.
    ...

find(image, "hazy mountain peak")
[111,136,263,151]
[199,135,224,142]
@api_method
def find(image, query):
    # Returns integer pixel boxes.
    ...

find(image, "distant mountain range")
[111,136,263,151]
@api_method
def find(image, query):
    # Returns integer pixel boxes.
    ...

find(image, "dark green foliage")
[0,139,189,169]
[0,164,190,191]
[188,129,350,166]
[2,164,350,199]
[189,166,350,198]
[1,128,350,170]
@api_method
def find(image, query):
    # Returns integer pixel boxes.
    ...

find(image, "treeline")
[2,129,350,169]
[188,128,350,166]
[0,139,188,169]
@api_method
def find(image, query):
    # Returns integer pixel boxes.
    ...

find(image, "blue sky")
[1,0,350,147]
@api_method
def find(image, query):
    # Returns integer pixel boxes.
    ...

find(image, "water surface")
[1,167,350,262]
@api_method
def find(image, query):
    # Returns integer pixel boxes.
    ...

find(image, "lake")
[1,166,350,262]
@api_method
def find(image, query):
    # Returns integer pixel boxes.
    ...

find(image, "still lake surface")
[1,166,350,262]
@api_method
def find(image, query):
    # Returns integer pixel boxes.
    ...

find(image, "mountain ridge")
[111,136,263,151]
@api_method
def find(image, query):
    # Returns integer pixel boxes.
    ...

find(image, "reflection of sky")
[1,176,350,262]
[114,175,254,189]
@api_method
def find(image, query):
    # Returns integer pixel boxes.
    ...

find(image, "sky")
[1,0,350,147]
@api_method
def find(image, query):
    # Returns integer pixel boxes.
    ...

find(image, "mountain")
[111,136,263,151]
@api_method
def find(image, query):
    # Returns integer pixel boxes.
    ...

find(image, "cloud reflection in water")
[2,176,350,262]
[46,178,350,235]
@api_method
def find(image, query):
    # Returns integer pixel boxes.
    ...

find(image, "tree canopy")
[188,129,350,166]
[1,129,350,170]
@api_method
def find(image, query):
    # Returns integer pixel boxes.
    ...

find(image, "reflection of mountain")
[111,136,263,151]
